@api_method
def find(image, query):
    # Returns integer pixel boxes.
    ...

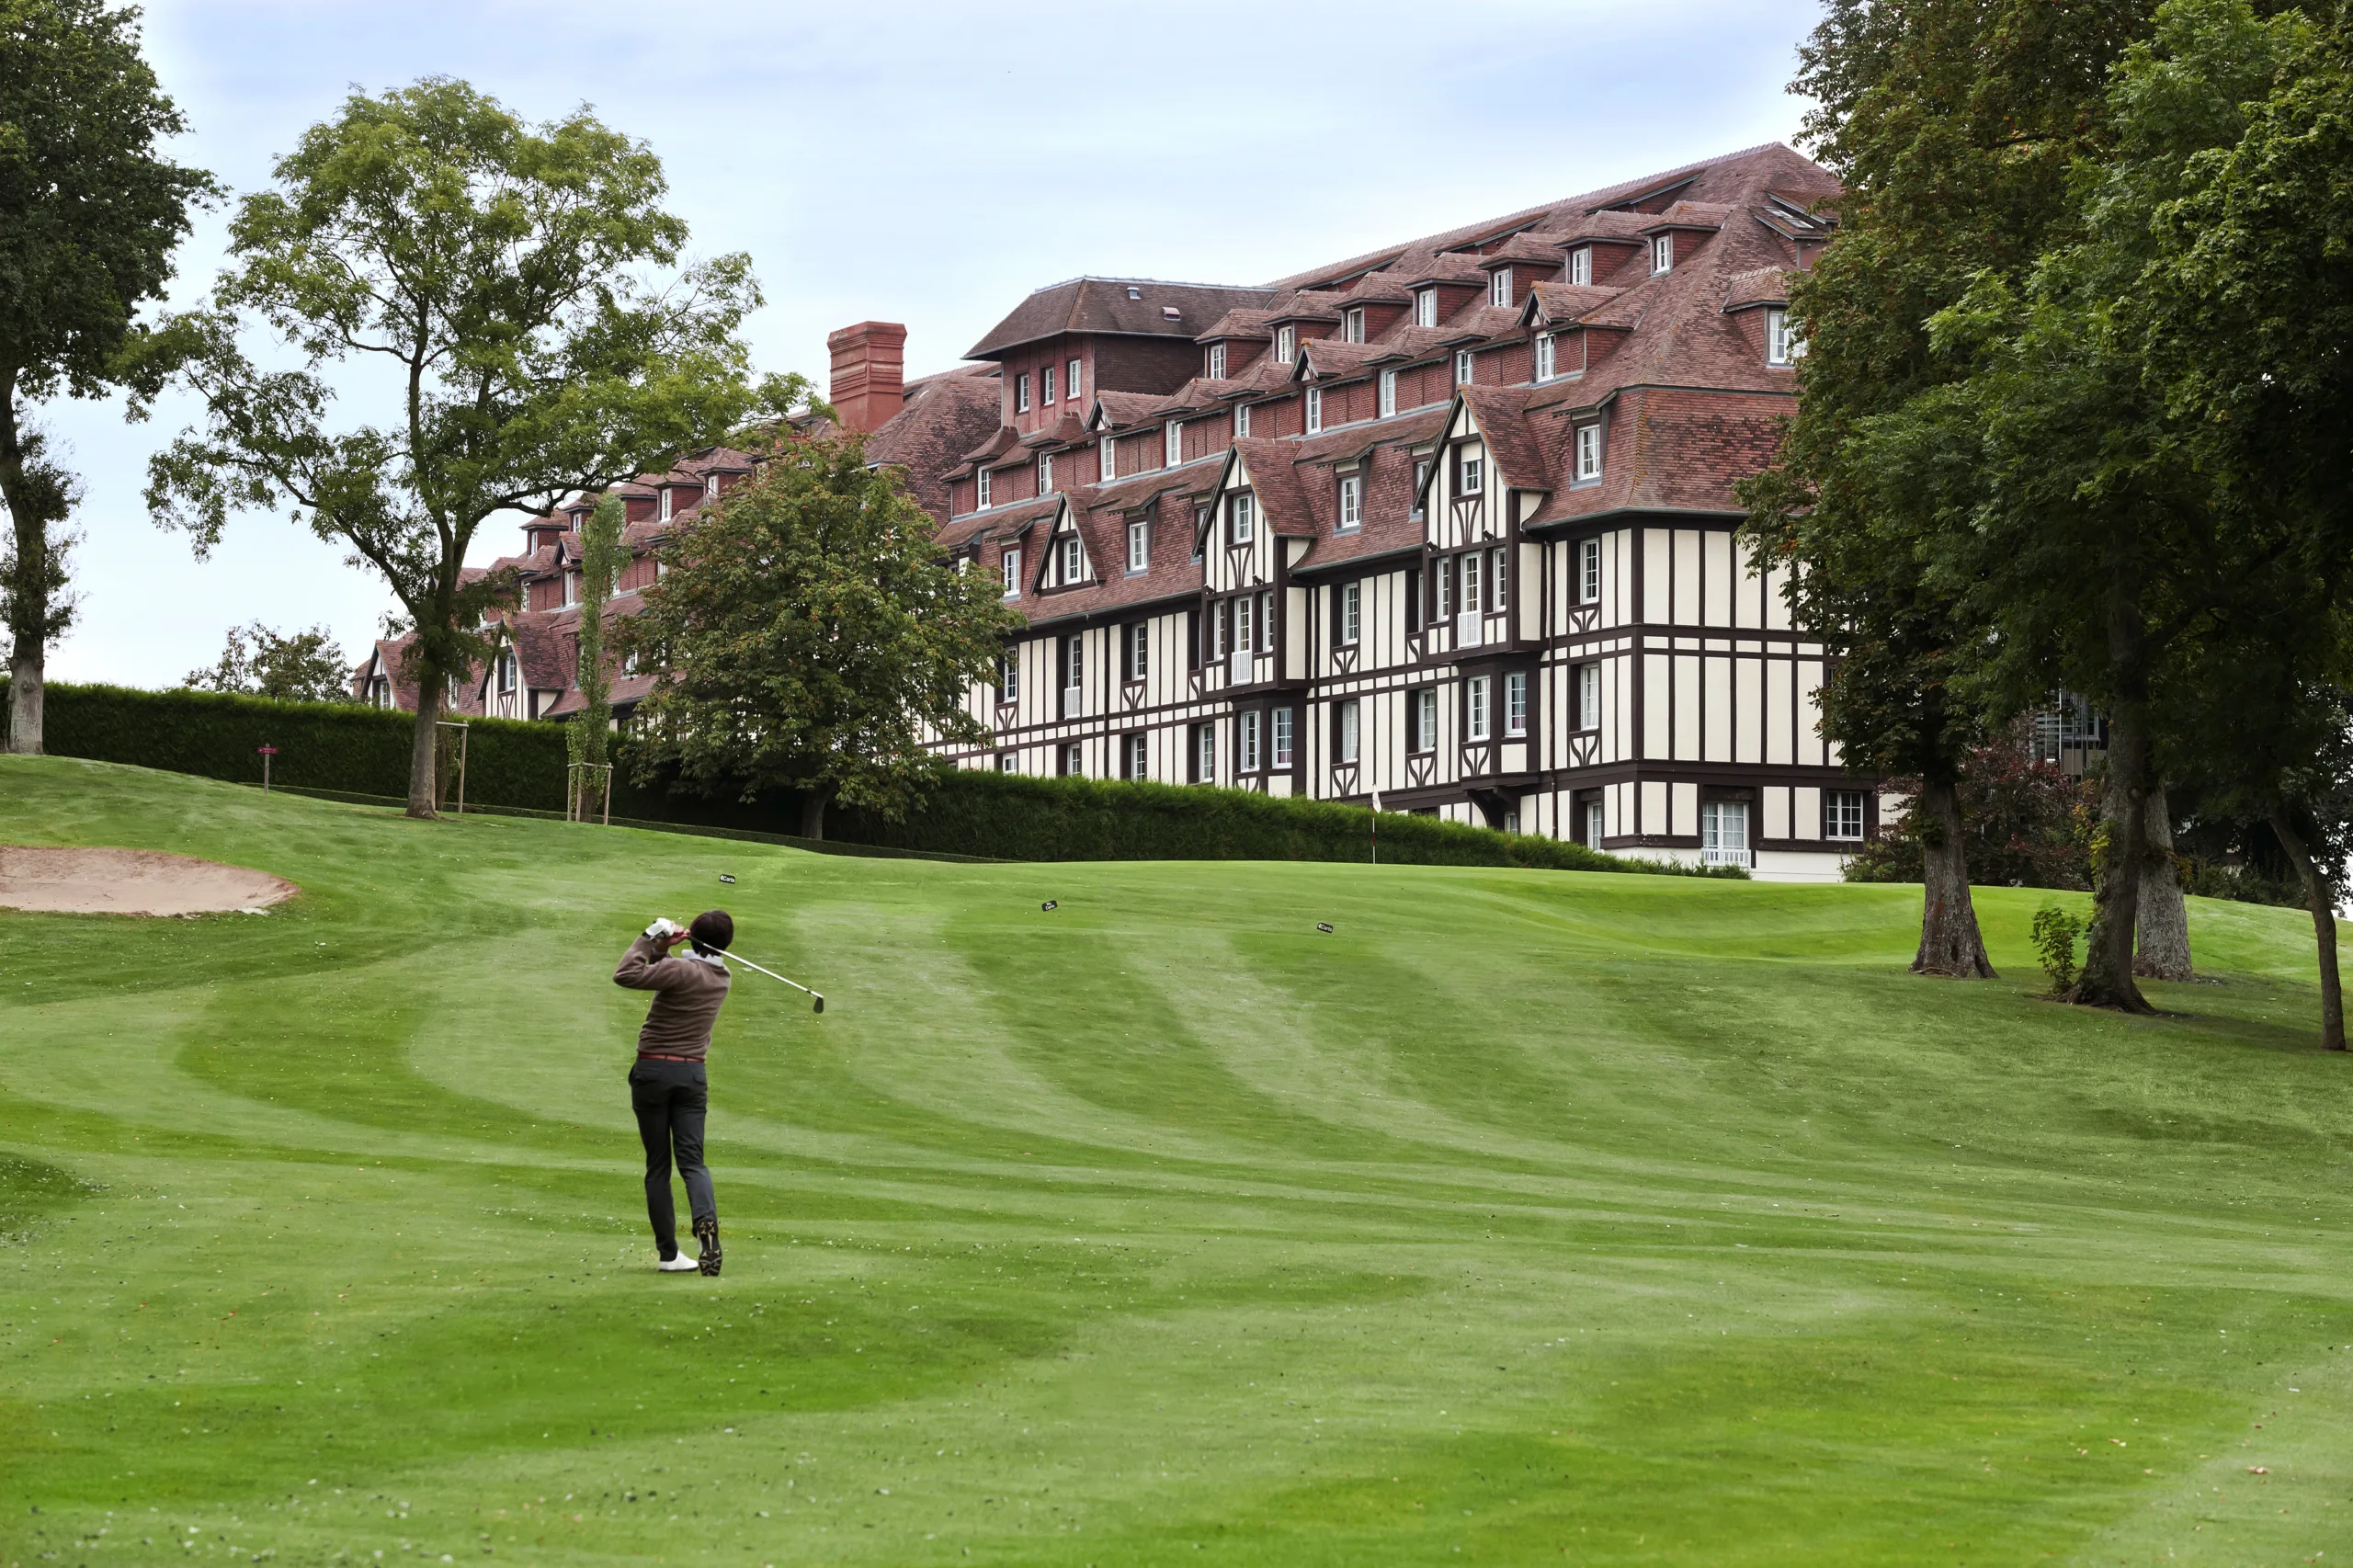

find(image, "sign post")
[257,744,278,793]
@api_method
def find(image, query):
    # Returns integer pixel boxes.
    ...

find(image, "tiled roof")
[1646,200,1735,232]
[1233,437,1317,537]
[967,277,1274,358]
[1089,391,1165,431]
[1196,307,1276,343]
[1296,339,1386,381]
[1525,282,1629,325]
[1458,387,1550,493]
[866,363,1002,517]
[1721,267,1791,311]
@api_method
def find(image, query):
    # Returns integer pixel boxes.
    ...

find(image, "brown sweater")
[613,934,732,1060]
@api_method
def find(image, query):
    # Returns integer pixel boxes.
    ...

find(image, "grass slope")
[3,754,2351,1567]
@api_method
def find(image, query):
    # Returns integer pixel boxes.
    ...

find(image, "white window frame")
[1337,473,1361,532]
[1233,593,1254,653]
[1240,710,1261,773]
[1208,342,1226,380]
[1060,534,1084,585]
[1064,632,1084,690]
[1414,687,1438,753]
[1305,386,1322,434]
[1827,790,1867,841]
[1039,452,1055,494]
[1570,246,1592,287]
[1099,437,1115,483]
[1436,555,1453,619]
[976,466,992,509]
[1276,324,1296,364]
[1467,675,1491,742]
[1016,371,1031,413]
[1042,364,1056,403]
[659,487,674,523]
[1652,233,1674,275]
[1701,800,1749,867]
[1230,492,1255,545]
[1338,698,1361,764]
[1577,662,1601,732]
[1165,419,1183,466]
[1378,369,1397,417]
[1124,732,1147,779]
[1233,403,1251,438]
[1068,358,1082,400]
[1127,517,1150,574]
[1575,424,1602,483]
[1197,722,1217,781]
[1505,670,1528,736]
[1460,551,1483,613]
[1126,620,1150,682]
[1535,333,1555,381]
[1490,269,1511,309]
[1002,547,1021,598]
[1272,706,1293,769]
[1415,289,1437,328]
[1768,307,1804,367]
[1454,348,1473,386]
[1344,307,1365,344]
[997,752,1015,773]
[1257,590,1274,652]
[998,649,1019,703]
[1580,538,1602,603]
[1461,454,1483,494]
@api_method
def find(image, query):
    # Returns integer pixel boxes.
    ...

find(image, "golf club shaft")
[717,949,820,999]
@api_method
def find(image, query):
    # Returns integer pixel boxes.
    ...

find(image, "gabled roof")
[1522,281,1631,326]
[1456,387,1552,494]
[1721,267,1792,312]
[1087,391,1165,432]
[1230,438,1318,537]
[968,277,1273,358]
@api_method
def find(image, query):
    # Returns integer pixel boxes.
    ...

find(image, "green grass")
[4,754,2351,1566]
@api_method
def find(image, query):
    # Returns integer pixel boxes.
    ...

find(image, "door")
[1700,801,1749,868]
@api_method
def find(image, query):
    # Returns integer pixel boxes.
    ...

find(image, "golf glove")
[645,917,686,940]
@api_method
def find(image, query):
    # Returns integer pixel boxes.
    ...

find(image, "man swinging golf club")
[615,910,733,1276]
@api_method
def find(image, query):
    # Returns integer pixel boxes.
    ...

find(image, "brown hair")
[688,909,733,957]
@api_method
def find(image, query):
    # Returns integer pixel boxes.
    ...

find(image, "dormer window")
[659,488,674,523]
[1016,372,1031,413]
[1461,455,1483,494]
[1234,403,1251,438]
[1415,289,1438,328]
[1651,234,1674,275]
[1043,365,1056,403]
[1576,422,1603,482]
[1002,547,1021,597]
[1570,246,1592,286]
[1454,348,1473,386]
[1305,386,1323,435]
[1535,333,1556,381]
[1068,358,1082,400]
[1338,473,1361,532]
[1165,419,1183,466]
[1230,492,1255,545]
[1276,324,1296,364]
[1207,343,1226,380]
[1060,534,1084,585]
[1490,270,1512,309]
[1099,436,1116,483]
[1127,517,1150,574]
[1767,308,1805,366]
[1039,451,1055,494]
[976,466,992,509]
[704,472,720,500]
[1343,307,1365,344]
[1379,369,1397,417]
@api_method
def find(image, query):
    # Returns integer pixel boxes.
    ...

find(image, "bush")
[3,681,1739,876]
[2029,904,2086,994]
[1846,726,2095,890]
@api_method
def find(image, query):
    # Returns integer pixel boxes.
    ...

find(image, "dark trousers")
[628,1057,715,1259]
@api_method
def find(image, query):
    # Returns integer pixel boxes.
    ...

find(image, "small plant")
[2030,904,2086,993]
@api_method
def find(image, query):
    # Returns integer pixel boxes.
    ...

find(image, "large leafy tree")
[143,77,778,817]
[183,620,352,703]
[1738,0,2153,977]
[0,0,211,754]
[621,433,1019,840]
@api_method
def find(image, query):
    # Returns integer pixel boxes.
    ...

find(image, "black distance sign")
[1040,900,1059,912]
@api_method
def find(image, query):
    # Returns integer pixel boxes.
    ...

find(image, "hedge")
[2,681,1740,876]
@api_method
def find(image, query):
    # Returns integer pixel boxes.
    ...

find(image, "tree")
[1738,0,2153,977]
[565,494,626,812]
[183,621,352,703]
[0,0,211,754]
[621,432,1019,839]
[143,77,777,817]
[1843,724,2093,892]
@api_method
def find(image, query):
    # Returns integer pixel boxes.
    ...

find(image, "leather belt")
[637,1052,702,1062]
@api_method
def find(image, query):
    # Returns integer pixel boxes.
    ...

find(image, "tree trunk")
[2270,800,2346,1051]
[2133,782,2193,981]
[1,378,46,756]
[1913,773,1996,977]
[799,782,835,841]
[406,669,441,819]
[2074,588,2154,1012]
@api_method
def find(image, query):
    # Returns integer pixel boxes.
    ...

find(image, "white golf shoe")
[657,1252,701,1273]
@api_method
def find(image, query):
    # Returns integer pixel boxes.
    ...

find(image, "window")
[1058,741,1082,777]
[1535,333,1555,381]
[1570,245,1593,286]
[1412,687,1438,753]
[1378,369,1397,417]
[659,487,674,523]
[1579,538,1602,603]
[1490,547,1507,611]
[1273,706,1293,768]
[1652,233,1674,275]
[1276,324,1296,363]
[1461,453,1483,494]
[563,571,577,608]
[1208,343,1226,380]
[1016,372,1031,413]
[996,752,1015,773]
[1195,722,1216,782]
[1234,403,1251,438]
[1039,452,1055,494]
[1584,799,1603,846]
[1257,590,1273,652]
[1767,307,1805,366]
[1233,593,1254,654]
[1701,800,1749,867]
[1068,358,1082,400]
[1505,670,1528,735]
[1490,269,1511,308]
[1340,581,1361,643]
[1060,533,1084,585]
[1240,710,1262,772]
[1002,547,1021,597]
[1344,307,1365,344]
[1127,517,1150,574]
[1042,365,1056,403]
[1577,662,1601,731]
[1338,474,1361,532]
[1213,598,1230,657]
[976,466,992,509]
[1305,386,1322,434]
[1064,632,1084,689]
[1467,675,1491,741]
[1191,507,1207,563]
[1411,460,1430,519]
[1124,732,1148,779]
[1460,551,1482,614]
[997,650,1019,703]
[1125,620,1150,682]
[1436,555,1453,618]
[1337,698,1361,764]
[1230,492,1255,545]
[1165,419,1183,466]
[1415,289,1437,327]
[704,472,720,501]
[1454,348,1473,385]
[1099,437,1115,483]
[496,652,517,693]
[1575,423,1602,482]
[1826,789,1867,841]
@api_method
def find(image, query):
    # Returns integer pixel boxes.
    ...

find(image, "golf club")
[714,949,824,1013]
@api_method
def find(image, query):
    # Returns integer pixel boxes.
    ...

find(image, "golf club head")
[813,994,825,1014]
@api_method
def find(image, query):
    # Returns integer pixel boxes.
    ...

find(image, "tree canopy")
[183,621,354,704]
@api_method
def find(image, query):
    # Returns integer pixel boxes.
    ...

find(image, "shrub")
[2029,904,2086,993]
[1846,725,2095,889]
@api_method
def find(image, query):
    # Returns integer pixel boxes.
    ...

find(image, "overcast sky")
[40,0,1823,687]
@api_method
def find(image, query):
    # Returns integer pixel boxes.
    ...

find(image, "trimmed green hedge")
[2,681,1739,876]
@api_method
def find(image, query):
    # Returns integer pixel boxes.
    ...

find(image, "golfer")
[615,911,733,1276]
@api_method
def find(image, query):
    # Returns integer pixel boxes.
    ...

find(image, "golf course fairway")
[6,754,2352,1566]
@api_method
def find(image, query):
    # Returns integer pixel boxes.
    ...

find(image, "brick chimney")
[826,321,907,435]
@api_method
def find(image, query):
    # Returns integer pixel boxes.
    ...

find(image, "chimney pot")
[826,321,908,436]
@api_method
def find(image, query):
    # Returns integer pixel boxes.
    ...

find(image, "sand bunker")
[0,846,298,916]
